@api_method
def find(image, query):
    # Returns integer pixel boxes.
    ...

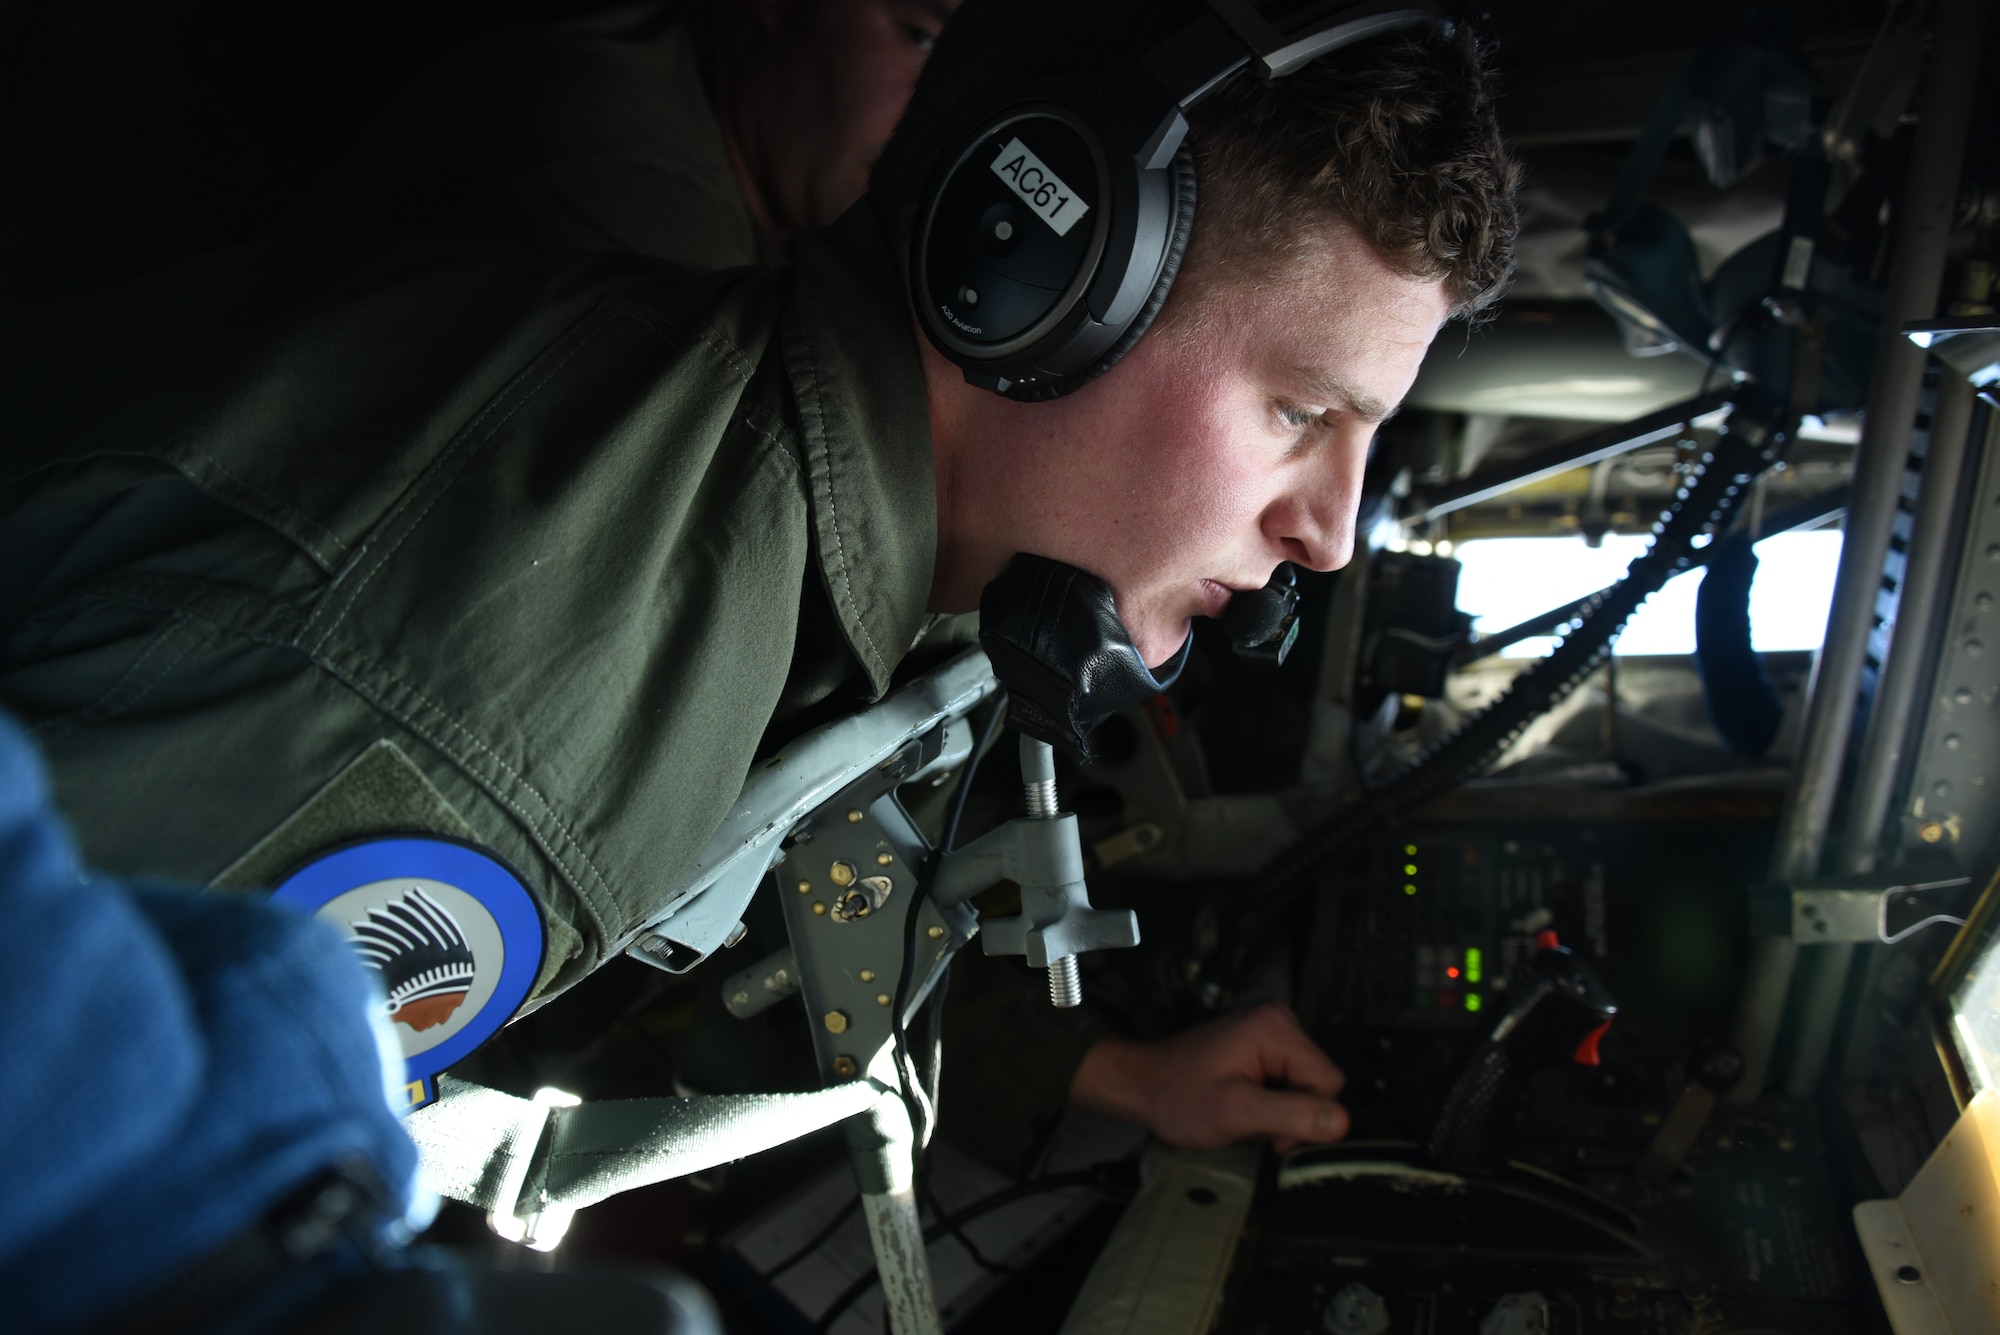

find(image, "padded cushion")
[1003,145,1198,403]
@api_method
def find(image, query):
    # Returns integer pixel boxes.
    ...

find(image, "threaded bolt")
[1025,778,1058,820]
[1048,955,1082,1008]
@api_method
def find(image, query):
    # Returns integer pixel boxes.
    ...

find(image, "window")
[1453,529,1844,658]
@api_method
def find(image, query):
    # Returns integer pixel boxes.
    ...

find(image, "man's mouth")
[1195,578,1238,619]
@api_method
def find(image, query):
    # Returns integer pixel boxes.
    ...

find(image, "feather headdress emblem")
[351,886,478,1032]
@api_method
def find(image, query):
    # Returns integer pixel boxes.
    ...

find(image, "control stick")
[1429,932,1617,1173]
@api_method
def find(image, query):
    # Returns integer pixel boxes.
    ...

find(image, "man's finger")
[1247,1007,1346,1099]
[1219,1083,1350,1147]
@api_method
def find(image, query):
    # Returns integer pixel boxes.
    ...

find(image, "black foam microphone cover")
[1223,563,1301,663]
[978,554,1191,762]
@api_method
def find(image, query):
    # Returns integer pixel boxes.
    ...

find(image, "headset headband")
[910,0,1444,400]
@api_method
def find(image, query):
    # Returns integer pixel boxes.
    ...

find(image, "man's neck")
[916,326,1006,616]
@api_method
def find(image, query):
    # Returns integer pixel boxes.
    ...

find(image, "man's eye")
[904,24,939,51]
[1275,401,1319,430]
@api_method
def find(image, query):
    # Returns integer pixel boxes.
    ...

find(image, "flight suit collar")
[780,200,938,697]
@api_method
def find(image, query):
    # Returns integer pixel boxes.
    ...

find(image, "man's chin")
[1133,619,1193,674]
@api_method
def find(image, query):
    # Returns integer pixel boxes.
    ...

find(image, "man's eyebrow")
[913,0,957,23]
[1292,368,1399,423]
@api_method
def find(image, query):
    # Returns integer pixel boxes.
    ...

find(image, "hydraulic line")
[1248,396,1785,915]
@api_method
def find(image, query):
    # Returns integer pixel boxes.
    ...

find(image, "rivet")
[1935,781,1953,799]
[859,968,876,983]
[830,860,857,887]
[1946,734,1963,750]
[1968,638,1986,658]
[824,1010,849,1034]
[1920,821,1946,844]
[1897,1264,1922,1284]
[847,809,865,823]
[796,879,813,893]
[876,993,892,1007]
[1978,592,1995,611]
[1956,687,1975,705]
[812,901,829,916]
[927,925,945,940]
[876,852,895,866]
[832,1055,859,1079]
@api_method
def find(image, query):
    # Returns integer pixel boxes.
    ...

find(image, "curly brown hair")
[870,0,1519,322]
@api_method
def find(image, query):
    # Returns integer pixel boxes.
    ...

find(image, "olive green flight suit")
[1,204,933,1004]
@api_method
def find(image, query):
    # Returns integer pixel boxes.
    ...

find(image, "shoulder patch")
[272,837,543,1112]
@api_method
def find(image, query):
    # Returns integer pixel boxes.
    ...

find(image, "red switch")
[1535,930,1562,952]
[1574,1019,1613,1067]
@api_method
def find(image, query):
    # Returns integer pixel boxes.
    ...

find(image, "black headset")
[910,0,1443,402]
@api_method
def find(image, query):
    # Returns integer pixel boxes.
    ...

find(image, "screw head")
[832,1055,859,1079]
[1897,1264,1922,1285]
[876,852,894,866]
[847,809,865,823]
[1920,821,1946,843]
[812,901,829,916]
[927,925,945,940]
[876,993,892,1007]
[796,879,813,893]
[858,968,876,983]
[829,859,857,887]
[823,1010,849,1034]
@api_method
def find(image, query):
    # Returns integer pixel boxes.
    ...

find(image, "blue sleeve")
[0,712,204,1264]
[0,713,421,1331]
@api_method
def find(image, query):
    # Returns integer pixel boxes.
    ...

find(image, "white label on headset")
[990,137,1089,237]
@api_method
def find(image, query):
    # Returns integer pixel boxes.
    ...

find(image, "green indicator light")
[1404,844,1418,856]
[1465,993,1483,1013]
[1465,948,1483,983]
[1403,863,1418,876]
[1404,884,1417,896]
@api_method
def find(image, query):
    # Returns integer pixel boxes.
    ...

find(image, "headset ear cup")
[1001,145,1198,404]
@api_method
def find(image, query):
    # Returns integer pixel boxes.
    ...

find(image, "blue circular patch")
[273,838,543,1099]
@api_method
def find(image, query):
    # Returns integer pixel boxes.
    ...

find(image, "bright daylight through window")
[1454,529,1845,658]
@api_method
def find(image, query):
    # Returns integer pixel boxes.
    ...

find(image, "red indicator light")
[1535,930,1562,952]
[1446,967,1460,979]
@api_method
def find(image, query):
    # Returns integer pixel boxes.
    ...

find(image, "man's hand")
[1067,1003,1349,1151]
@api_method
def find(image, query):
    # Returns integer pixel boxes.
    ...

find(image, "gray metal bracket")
[620,649,996,973]
[1789,876,1972,943]
[935,814,1140,966]
[933,738,1141,1006]
[775,740,977,1084]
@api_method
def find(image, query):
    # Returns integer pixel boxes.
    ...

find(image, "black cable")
[918,1158,1018,1280]
[890,692,1009,1154]
[762,1193,864,1282]
[1245,398,1785,922]
[811,1161,1138,1332]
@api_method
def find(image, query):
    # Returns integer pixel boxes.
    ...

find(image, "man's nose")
[1273,445,1367,571]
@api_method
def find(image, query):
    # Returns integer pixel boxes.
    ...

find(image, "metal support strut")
[1726,0,1991,1104]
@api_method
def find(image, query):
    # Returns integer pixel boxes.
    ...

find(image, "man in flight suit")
[0,0,1518,1158]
